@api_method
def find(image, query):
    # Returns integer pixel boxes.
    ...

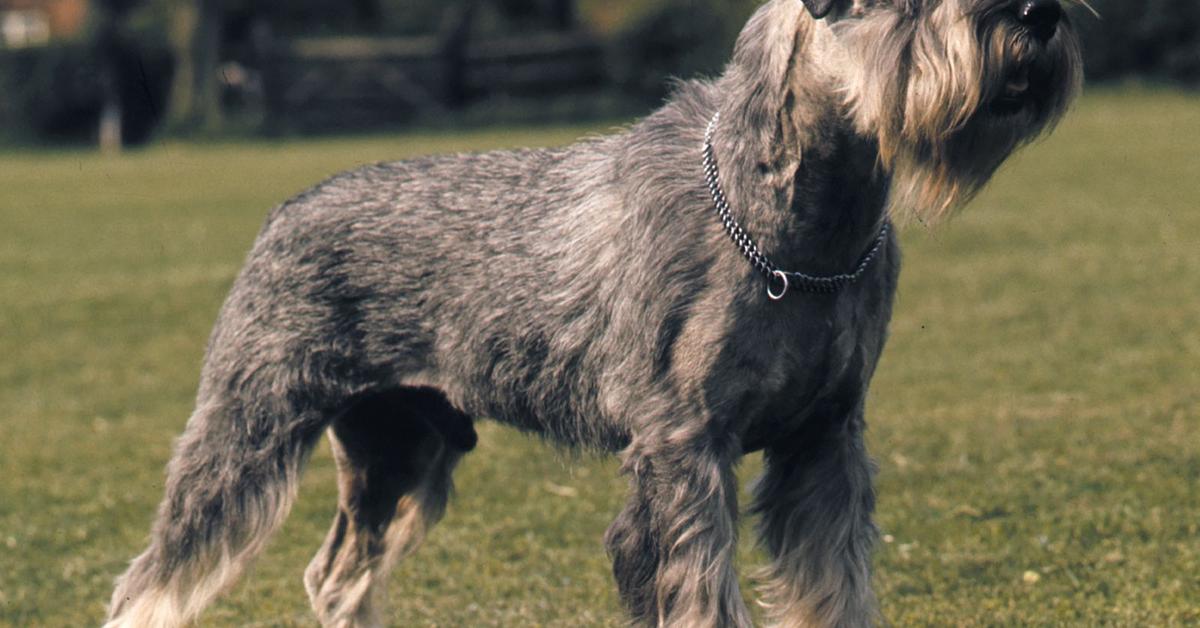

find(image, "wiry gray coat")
[107,0,1080,625]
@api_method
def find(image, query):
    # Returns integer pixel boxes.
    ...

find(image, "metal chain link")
[702,111,890,299]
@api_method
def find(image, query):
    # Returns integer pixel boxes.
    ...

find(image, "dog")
[106,0,1081,625]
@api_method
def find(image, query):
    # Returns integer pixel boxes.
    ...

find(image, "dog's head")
[805,0,1084,223]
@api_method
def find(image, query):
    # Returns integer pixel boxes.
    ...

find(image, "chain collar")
[702,111,890,300]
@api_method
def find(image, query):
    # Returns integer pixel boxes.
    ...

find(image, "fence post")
[438,0,479,108]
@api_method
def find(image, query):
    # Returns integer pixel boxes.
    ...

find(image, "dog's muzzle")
[990,0,1066,116]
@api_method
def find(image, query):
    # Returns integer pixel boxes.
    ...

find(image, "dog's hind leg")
[105,360,345,628]
[304,387,475,628]
[752,399,878,628]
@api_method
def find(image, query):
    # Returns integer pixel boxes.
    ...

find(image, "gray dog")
[106,0,1081,625]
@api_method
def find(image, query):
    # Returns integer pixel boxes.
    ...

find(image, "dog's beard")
[841,0,1082,224]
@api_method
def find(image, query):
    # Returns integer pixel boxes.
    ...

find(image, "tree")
[495,0,576,30]
[163,0,222,132]
[351,0,383,32]
[549,0,575,30]
[94,0,142,152]
[439,0,480,107]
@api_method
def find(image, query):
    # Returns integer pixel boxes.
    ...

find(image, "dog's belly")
[478,376,636,455]
[430,321,636,453]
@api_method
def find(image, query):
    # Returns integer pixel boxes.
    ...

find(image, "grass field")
[1,87,1197,626]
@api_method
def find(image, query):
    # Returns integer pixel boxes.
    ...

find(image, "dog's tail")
[105,356,339,628]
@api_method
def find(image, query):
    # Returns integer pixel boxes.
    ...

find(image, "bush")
[1076,0,1200,85]
[610,0,753,105]
[0,34,173,145]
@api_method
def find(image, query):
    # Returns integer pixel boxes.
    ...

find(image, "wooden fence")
[262,30,607,131]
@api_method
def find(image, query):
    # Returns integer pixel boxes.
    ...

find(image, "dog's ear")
[800,0,849,19]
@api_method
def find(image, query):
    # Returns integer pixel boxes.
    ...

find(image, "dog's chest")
[733,282,894,452]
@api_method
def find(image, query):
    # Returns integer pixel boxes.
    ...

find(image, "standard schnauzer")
[106,0,1081,625]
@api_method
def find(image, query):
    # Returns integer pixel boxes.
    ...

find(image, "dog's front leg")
[604,418,751,628]
[752,401,878,628]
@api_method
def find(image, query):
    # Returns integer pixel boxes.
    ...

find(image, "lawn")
[1,87,1197,626]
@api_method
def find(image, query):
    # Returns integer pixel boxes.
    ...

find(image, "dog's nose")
[1017,0,1062,40]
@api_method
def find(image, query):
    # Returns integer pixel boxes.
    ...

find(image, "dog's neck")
[712,2,890,276]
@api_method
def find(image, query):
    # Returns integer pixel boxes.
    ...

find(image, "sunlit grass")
[1,87,1197,626]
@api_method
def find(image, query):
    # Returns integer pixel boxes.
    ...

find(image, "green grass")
[1,87,1198,626]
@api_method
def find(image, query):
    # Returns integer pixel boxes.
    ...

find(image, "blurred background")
[0,0,1196,149]
[1,2,1198,626]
